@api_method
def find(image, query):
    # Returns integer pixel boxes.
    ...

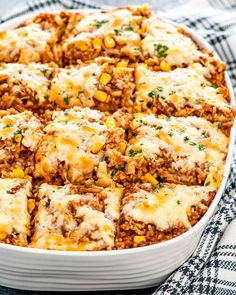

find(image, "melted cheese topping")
[0,178,31,236]
[63,9,141,51]
[0,63,52,104]
[0,111,43,150]
[141,19,205,66]
[49,63,102,108]
[0,24,51,62]
[31,184,123,250]
[135,64,229,109]
[123,184,212,229]
[35,107,110,183]
[129,114,228,172]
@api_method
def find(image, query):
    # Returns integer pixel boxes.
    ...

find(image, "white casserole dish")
[0,10,235,291]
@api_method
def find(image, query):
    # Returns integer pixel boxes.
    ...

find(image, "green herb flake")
[168,131,174,137]
[184,136,189,142]
[154,44,169,58]
[190,142,197,146]
[159,182,164,188]
[114,29,121,35]
[6,190,12,194]
[211,84,218,89]
[14,128,22,135]
[64,96,70,105]
[111,168,118,177]
[3,124,13,129]
[176,200,181,205]
[148,86,163,98]
[205,181,210,187]
[198,144,205,151]
[129,149,142,157]
[156,125,163,130]
[93,19,109,28]
[217,122,223,129]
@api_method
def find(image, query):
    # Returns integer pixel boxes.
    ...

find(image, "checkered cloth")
[0,1,235,294]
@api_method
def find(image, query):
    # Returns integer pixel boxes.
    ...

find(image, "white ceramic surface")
[0,10,235,291]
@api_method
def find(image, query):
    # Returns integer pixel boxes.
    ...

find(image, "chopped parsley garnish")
[129,149,142,157]
[217,122,223,129]
[156,125,163,130]
[205,181,210,186]
[3,124,13,129]
[213,176,217,183]
[148,86,163,98]
[211,84,218,89]
[124,27,134,31]
[14,128,22,135]
[64,112,69,116]
[111,168,118,176]
[190,142,197,146]
[169,90,176,95]
[41,68,48,75]
[168,131,174,137]
[159,182,164,188]
[176,200,181,205]
[92,73,96,76]
[6,190,12,194]
[114,29,121,35]
[94,19,109,28]
[64,96,70,105]
[154,44,169,58]
[0,136,2,140]
[198,144,205,151]
[184,136,189,142]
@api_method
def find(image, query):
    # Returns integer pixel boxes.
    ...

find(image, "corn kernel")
[144,173,158,185]
[99,73,111,85]
[77,41,88,51]
[158,114,168,119]
[134,235,146,244]
[14,134,22,143]
[105,117,116,128]
[160,60,171,72]
[27,199,35,214]
[13,168,25,178]
[94,90,107,102]
[91,142,103,154]
[139,63,148,68]
[130,121,137,130]
[0,233,7,240]
[134,105,142,112]
[118,142,127,154]
[134,112,143,118]
[116,60,128,68]
[104,36,116,48]
[98,161,108,175]
[92,38,103,49]
[0,225,8,233]
[81,125,96,133]
[97,177,111,187]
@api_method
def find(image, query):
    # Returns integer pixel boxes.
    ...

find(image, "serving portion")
[0,5,235,252]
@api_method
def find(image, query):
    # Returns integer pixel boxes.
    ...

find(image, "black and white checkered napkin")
[1,1,235,294]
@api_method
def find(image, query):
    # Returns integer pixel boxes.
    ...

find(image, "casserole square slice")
[0,22,62,64]
[0,110,43,178]
[62,5,151,64]
[34,107,127,186]
[49,57,134,112]
[122,114,228,186]
[0,63,55,111]
[141,18,207,67]
[30,183,124,251]
[0,178,32,246]
[116,183,215,249]
[134,64,235,130]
